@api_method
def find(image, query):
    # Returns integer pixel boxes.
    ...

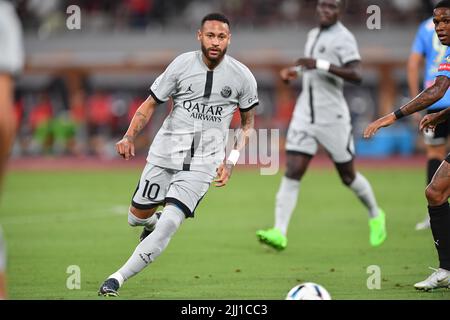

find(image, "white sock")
[274,176,300,236]
[128,210,159,230]
[349,172,379,218]
[115,205,185,283]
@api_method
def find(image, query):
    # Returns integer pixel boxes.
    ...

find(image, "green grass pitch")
[1,166,449,300]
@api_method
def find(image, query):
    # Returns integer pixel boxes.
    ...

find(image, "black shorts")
[424,109,450,146]
[446,153,450,163]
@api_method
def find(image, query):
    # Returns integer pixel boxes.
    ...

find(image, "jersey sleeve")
[437,47,450,78]
[149,54,184,104]
[411,23,427,55]
[335,33,361,65]
[238,69,259,111]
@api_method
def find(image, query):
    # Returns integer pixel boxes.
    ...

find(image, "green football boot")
[256,228,287,251]
[369,208,387,247]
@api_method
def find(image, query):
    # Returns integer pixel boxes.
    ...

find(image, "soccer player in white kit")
[256,0,387,250]
[0,0,24,299]
[98,13,259,296]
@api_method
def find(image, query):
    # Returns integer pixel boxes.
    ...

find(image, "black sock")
[428,202,450,270]
[427,159,442,185]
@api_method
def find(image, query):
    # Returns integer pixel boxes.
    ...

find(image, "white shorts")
[286,120,355,163]
[131,163,214,218]
[0,1,24,74]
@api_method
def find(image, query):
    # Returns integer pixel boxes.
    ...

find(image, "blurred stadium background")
[13,0,435,159]
[3,0,450,300]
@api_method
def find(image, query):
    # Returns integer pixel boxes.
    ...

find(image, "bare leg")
[284,151,313,181]
[127,206,160,237]
[425,160,450,206]
[416,143,447,230]
[425,160,450,271]
[130,206,158,220]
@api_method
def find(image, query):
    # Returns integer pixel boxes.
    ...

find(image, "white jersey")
[293,21,361,125]
[148,51,259,176]
[0,0,24,75]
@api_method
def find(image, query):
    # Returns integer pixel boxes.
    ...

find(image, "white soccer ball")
[286,282,331,300]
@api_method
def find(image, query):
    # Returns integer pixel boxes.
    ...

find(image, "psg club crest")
[221,86,232,98]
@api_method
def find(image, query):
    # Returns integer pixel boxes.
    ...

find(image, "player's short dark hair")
[318,0,345,9]
[435,0,450,9]
[201,13,230,28]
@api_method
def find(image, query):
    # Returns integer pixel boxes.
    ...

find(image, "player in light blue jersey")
[365,0,450,291]
[408,17,450,230]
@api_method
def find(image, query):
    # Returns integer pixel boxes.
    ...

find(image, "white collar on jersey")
[320,21,342,32]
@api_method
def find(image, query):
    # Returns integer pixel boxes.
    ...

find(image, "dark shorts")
[424,109,450,146]
[446,153,450,163]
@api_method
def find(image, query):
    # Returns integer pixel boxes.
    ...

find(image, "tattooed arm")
[116,96,158,160]
[395,76,450,116]
[233,108,256,152]
[364,76,450,138]
[215,108,256,187]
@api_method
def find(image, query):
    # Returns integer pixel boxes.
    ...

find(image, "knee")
[425,184,446,206]
[340,172,355,186]
[128,206,151,226]
[128,210,140,227]
[285,164,304,181]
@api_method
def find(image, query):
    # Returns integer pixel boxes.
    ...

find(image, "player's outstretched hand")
[214,163,234,187]
[363,114,396,139]
[116,135,135,160]
[419,112,445,132]
[295,58,316,70]
[280,67,298,83]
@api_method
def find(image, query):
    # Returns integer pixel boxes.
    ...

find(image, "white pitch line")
[0,205,129,225]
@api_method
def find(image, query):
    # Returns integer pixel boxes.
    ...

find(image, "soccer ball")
[285,282,331,300]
